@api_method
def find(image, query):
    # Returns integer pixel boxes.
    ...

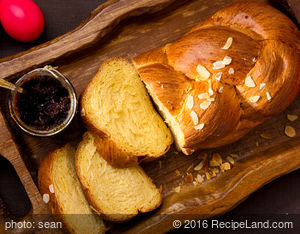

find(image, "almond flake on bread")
[75,133,162,222]
[80,58,173,168]
[196,64,210,80]
[222,56,232,65]
[38,144,105,234]
[222,37,233,50]
[133,2,300,155]
[213,61,225,70]
[245,76,256,87]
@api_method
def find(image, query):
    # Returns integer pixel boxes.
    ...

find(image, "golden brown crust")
[133,1,300,154]
[93,135,144,168]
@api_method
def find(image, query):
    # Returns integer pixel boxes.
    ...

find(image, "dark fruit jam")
[15,75,71,131]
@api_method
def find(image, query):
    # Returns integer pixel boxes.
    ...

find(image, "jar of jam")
[9,66,77,136]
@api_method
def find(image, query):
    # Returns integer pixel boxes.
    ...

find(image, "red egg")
[0,0,45,42]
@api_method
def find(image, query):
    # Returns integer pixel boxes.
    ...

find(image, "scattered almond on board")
[287,114,298,121]
[285,126,296,137]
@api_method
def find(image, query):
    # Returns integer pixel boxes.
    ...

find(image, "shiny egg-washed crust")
[133,1,300,155]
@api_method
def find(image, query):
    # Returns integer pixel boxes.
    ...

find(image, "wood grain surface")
[0,0,299,233]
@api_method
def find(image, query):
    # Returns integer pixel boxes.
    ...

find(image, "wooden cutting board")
[0,0,299,233]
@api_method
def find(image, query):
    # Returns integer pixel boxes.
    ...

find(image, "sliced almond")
[245,76,256,87]
[186,95,194,110]
[228,68,235,74]
[226,156,235,164]
[205,172,212,180]
[266,91,271,101]
[213,61,225,70]
[194,123,205,130]
[196,64,210,79]
[215,72,222,81]
[252,57,257,62]
[200,100,211,110]
[43,194,50,204]
[285,125,296,137]
[218,86,224,93]
[222,37,233,50]
[190,110,199,125]
[208,88,214,96]
[287,114,298,122]
[194,160,204,171]
[249,95,260,103]
[259,83,266,90]
[220,162,231,172]
[222,56,232,65]
[212,153,222,165]
[196,174,204,183]
[49,184,54,194]
[198,93,210,99]
[209,159,220,167]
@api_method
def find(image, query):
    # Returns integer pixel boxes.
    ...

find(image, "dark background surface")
[0,0,299,232]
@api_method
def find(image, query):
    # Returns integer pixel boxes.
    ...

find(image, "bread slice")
[38,144,105,234]
[75,132,162,222]
[80,58,173,168]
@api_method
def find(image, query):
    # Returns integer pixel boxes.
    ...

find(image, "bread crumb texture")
[81,58,172,158]
[42,144,105,234]
[76,133,162,221]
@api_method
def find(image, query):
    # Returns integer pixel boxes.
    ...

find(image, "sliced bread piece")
[75,132,162,222]
[38,144,105,234]
[80,58,173,168]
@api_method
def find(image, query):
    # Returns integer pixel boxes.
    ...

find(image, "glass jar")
[8,66,77,137]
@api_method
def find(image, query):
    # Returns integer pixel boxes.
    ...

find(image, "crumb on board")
[184,173,194,183]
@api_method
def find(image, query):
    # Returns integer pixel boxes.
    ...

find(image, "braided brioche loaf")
[133,1,300,155]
